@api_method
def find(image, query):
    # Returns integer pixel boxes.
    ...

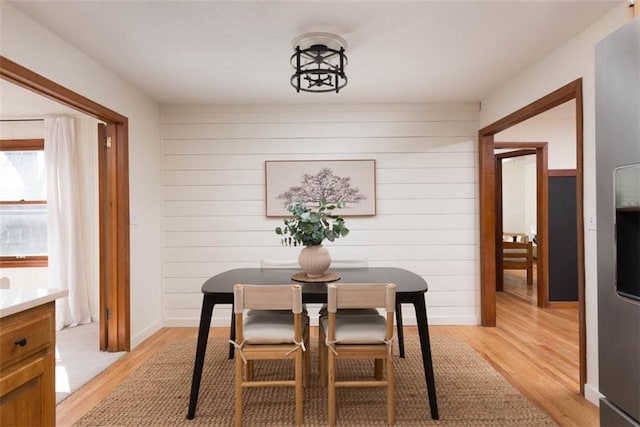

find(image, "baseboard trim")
[163,314,481,328]
[547,301,579,309]
[584,382,602,406]
[131,320,163,348]
[428,315,480,325]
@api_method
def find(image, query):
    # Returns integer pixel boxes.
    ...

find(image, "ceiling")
[3,0,622,111]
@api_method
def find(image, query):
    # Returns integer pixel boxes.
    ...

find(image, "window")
[0,139,48,267]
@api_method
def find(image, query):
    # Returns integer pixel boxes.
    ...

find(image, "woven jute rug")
[74,335,556,426]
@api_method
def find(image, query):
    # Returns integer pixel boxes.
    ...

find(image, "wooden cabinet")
[0,301,55,426]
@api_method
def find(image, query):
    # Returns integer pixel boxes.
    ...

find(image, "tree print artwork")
[277,168,366,207]
[265,160,376,217]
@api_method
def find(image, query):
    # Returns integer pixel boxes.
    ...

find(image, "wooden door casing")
[1,56,130,352]
[478,79,585,393]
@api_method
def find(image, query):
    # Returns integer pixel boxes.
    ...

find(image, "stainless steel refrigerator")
[596,17,640,427]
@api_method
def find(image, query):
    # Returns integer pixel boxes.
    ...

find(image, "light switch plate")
[586,208,596,230]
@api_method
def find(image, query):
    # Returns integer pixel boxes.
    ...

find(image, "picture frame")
[265,159,376,217]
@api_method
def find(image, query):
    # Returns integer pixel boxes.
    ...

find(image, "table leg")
[395,302,405,358]
[413,295,439,420]
[187,296,215,420]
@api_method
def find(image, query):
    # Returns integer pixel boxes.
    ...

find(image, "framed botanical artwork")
[265,159,376,217]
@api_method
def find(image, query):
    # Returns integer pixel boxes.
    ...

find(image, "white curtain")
[45,116,91,330]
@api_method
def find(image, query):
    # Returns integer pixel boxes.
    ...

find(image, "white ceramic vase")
[298,245,331,278]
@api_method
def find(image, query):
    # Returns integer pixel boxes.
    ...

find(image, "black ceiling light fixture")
[290,32,348,93]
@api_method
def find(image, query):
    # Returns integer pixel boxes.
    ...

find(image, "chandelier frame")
[290,33,348,93]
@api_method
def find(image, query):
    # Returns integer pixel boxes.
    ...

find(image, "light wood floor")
[56,279,597,426]
[503,265,538,304]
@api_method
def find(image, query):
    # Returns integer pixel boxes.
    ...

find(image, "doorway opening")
[478,79,586,393]
[495,145,548,307]
[0,56,131,352]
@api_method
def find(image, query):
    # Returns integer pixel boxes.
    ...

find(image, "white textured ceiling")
[4,0,623,107]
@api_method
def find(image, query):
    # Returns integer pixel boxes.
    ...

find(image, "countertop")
[0,288,68,318]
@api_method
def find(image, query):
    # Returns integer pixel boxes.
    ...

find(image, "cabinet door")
[0,302,55,426]
[0,349,54,426]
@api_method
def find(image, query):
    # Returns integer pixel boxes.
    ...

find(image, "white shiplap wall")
[161,104,480,326]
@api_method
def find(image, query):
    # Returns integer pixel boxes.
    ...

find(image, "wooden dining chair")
[228,259,310,368]
[320,283,396,426]
[231,283,308,427]
[313,258,406,359]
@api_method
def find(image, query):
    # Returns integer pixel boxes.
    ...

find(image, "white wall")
[500,156,537,240]
[479,3,629,405]
[1,2,163,347]
[524,159,537,238]
[161,103,480,327]
[501,158,528,233]
[496,101,577,170]
[498,102,576,238]
[0,266,48,290]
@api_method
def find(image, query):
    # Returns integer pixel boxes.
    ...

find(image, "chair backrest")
[326,283,396,346]
[327,283,395,313]
[234,284,303,313]
[233,284,305,347]
[503,232,529,243]
[260,259,369,269]
[260,259,299,269]
[329,259,369,268]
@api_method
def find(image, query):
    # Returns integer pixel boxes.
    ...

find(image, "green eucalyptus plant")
[275,199,349,247]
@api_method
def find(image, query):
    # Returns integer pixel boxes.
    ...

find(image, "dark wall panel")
[548,175,578,301]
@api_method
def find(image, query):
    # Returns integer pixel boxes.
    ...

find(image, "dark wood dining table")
[186,267,439,420]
